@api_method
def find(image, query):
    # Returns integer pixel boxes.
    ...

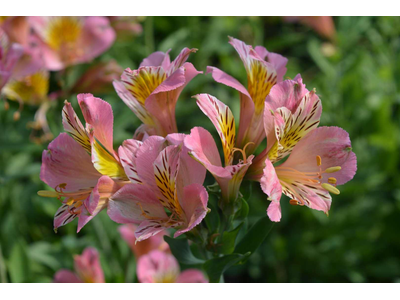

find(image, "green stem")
[144,16,155,54]
[0,243,7,283]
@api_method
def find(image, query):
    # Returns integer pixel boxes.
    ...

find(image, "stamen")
[232,142,254,164]
[328,177,337,184]
[325,166,341,173]
[321,183,340,195]
[316,155,322,166]
[37,190,60,198]
[289,199,298,205]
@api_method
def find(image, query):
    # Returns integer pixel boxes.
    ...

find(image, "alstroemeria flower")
[54,247,105,283]
[113,47,201,137]
[0,17,44,77]
[261,126,357,222]
[108,133,208,242]
[119,224,169,258]
[0,28,23,91]
[137,250,207,283]
[39,93,128,232]
[28,16,115,71]
[207,37,288,155]
[247,74,322,180]
[184,94,254,204]
[71,60,123,95]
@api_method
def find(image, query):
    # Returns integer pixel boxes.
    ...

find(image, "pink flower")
[207,37,288,155]
[108,17,143,39]
[38,94,128,232]
[184,94,254,204]
[54,247,105,283]
[261,127,357,222]
[28,17,115,71]
[0,16,44,77]
[71,60,123,94]
[107,133,208,242]
[284,16,336,41]
[137,250,207,283]
[119,224,169,258]
[0,28,24,91]
[113,47,201,137]
[247,74,321,178]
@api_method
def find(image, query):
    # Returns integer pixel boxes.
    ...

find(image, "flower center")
[38,183,93,215]
[46,17,83,62]
[232,142,254,164]
[277,155,342,205]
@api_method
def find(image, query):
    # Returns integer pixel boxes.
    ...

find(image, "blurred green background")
[1,16,400,283]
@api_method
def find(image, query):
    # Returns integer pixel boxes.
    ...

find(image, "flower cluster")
[0,16,141,143]
[39,36,357,282]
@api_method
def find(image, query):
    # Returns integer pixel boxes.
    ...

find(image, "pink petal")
[260,159,283,203]
[146,63,202,136]
[53,203,79,230]
[194,93,236,166]
[119,224,168,258]
[74,247,105,283]
[53,270,82,283]
[177,269,208,283]
[77,93,114,155]
[206,66,250,98]
[40,133,99,191]
[135,135,166,188]
[174,184,208,237]
[267,201,282,222]
[118,139,143,184]
[265,74,308,113]
[264,75,309,155]
[137,250,180,283]
[254,46,288,83]
[282,126,357,186]
[260,158,283,222]
[135,220,172,242]
[79,17,116,62]
[77,176,120,232]
[166,47,197,76]
[140,51,168,68]
[113,79,155,125]
[107,183,167,224]
[166,133,207,187]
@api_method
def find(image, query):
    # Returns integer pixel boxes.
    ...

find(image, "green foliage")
[1,16,400,282]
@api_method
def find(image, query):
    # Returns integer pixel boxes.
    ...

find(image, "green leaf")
[164,236,205,265]
[204,253,250,283]
[234,197,249,222]
[7,241,30,283]
[204,197,220,233]
[234,215,274,261]
[219,223,244,254]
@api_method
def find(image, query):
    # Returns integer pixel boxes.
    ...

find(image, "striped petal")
[77,93,114,155]
[153,145,184,217]
[91,136,127,180]
[166,47,197,76]
[194,94,235,166]
[229,37,277,115]
[118,139,143,184]
[62,101,91,154]
[268,90,322,163]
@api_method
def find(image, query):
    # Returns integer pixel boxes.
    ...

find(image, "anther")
[37,190,59,198]
[316,155,322,166]
[328,177,337,184]
[325,166,341,173]
[289,199,298,206]
[321,183,340,195]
